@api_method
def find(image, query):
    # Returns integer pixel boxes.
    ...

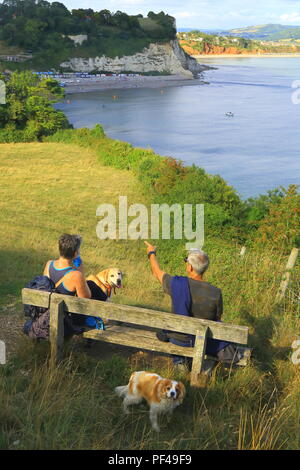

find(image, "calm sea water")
[57,58,300,198]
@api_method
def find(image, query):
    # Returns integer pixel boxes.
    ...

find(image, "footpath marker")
[276,247,299,302]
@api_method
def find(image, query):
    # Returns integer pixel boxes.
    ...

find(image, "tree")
[0,71,71,141]
[24,19,47,49]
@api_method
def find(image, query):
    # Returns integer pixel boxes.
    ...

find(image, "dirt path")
[0,307,173,371]
[0,307,24,360]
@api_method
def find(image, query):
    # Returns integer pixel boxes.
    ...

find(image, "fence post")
[0,340,6,365]
[190,327,208,387]
[276,247,299,302]
[49,298,65,363]
[240,246,246,257]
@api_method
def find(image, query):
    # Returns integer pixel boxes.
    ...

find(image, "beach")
[193,53,300,58]
[64,73,210,94]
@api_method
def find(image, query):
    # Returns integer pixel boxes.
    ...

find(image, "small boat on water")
[225,112,234,117]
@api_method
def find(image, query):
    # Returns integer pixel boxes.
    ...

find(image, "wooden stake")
[240,246,246,257]
[276,247,299,302]
[190,327,208,387]
[49,299,65,363]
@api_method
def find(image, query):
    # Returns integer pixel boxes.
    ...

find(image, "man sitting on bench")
[144,241,241,366]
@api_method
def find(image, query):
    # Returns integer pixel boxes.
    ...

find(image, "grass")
[0,141,299,450]
[0,41,23,55]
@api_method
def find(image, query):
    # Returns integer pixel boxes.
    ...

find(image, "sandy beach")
[193,53,300,58]
[64,73,210,94]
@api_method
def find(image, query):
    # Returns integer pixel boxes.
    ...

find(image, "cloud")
[63,0,300,29]
[171,11,192,19]
[280,12,300,23]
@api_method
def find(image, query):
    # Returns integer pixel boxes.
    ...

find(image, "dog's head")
[97,268,123,289]
[157,379,186,403]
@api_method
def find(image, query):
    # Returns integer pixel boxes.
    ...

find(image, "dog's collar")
[95,276,115,297]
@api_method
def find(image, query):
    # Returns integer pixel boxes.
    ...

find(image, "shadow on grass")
[239,308,291,373]
[0,248,54,307]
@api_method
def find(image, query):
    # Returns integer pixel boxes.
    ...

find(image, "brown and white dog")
[115,371,186,432]
[86,268,123,300]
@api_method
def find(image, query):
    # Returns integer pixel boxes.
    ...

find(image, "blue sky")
[62,0,300,29]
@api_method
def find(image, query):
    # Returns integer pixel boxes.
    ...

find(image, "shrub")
[0,71,71,142]
[254,185,300,251]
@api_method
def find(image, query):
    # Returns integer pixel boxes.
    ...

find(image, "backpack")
[24,275,55,319]
[23,273,83,340]
[85,316,105,330]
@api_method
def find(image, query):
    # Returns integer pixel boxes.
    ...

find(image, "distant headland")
[0,1,205,77]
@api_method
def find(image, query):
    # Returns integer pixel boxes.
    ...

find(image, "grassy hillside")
[228,24,300,41]
[0,41,23,55]
[0,141,299,450]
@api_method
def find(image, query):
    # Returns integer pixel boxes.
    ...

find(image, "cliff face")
[180,40,266,56]
[202,43,265,55]
[60,40,205,77]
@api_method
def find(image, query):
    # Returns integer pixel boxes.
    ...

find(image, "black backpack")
[24,275,55,319]
[23,275,84,339]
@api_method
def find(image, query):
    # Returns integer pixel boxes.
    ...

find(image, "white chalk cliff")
[60,39,206,77]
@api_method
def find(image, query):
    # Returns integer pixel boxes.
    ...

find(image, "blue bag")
[85,316,105,330]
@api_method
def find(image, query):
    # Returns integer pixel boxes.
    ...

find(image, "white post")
[276,248,299,302]
[0,340,6,365]
[240,246,246,257]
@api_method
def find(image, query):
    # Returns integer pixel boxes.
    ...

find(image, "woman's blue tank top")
[48,260,76,296]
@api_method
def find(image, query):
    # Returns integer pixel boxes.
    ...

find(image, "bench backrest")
[22,288,249,345]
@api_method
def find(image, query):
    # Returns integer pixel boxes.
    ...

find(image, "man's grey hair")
[187,249,209,275]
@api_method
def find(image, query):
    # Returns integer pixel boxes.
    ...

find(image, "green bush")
[0,71,71,142]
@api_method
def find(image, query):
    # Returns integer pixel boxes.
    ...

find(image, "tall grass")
[0,141,299,449]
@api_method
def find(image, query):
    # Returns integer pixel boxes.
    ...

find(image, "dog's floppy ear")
[157,379,172,397]
[97,269,109,282]
[177,382,186,402]
[103,269,110,282]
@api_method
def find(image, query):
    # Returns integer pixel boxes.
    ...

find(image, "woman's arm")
[43,260,51,277]
[73,271,91,298]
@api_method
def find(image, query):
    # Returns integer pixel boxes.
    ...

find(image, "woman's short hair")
[58,234,81,259]
[187,249,210,275]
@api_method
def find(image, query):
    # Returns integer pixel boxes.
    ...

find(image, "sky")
[62,0,300,30]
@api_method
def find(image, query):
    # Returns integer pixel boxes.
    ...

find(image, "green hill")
[0,1,176,70]
[0,136,299,449]
[227,24,300,41]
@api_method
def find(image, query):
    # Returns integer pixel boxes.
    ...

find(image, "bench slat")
[22,288,249,345]
[82,325,195,357]
[22,288,51,308]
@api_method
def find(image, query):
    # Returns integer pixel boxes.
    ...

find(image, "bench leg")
[190,327,208,387]
[50,299,65,363]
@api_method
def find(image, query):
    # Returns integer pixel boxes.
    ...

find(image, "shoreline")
[193,53,300,58]
[64,72,210,94]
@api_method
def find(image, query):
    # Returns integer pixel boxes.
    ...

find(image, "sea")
[57,57,300,199]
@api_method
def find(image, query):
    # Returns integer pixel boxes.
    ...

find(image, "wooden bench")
[22,288,250,387]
